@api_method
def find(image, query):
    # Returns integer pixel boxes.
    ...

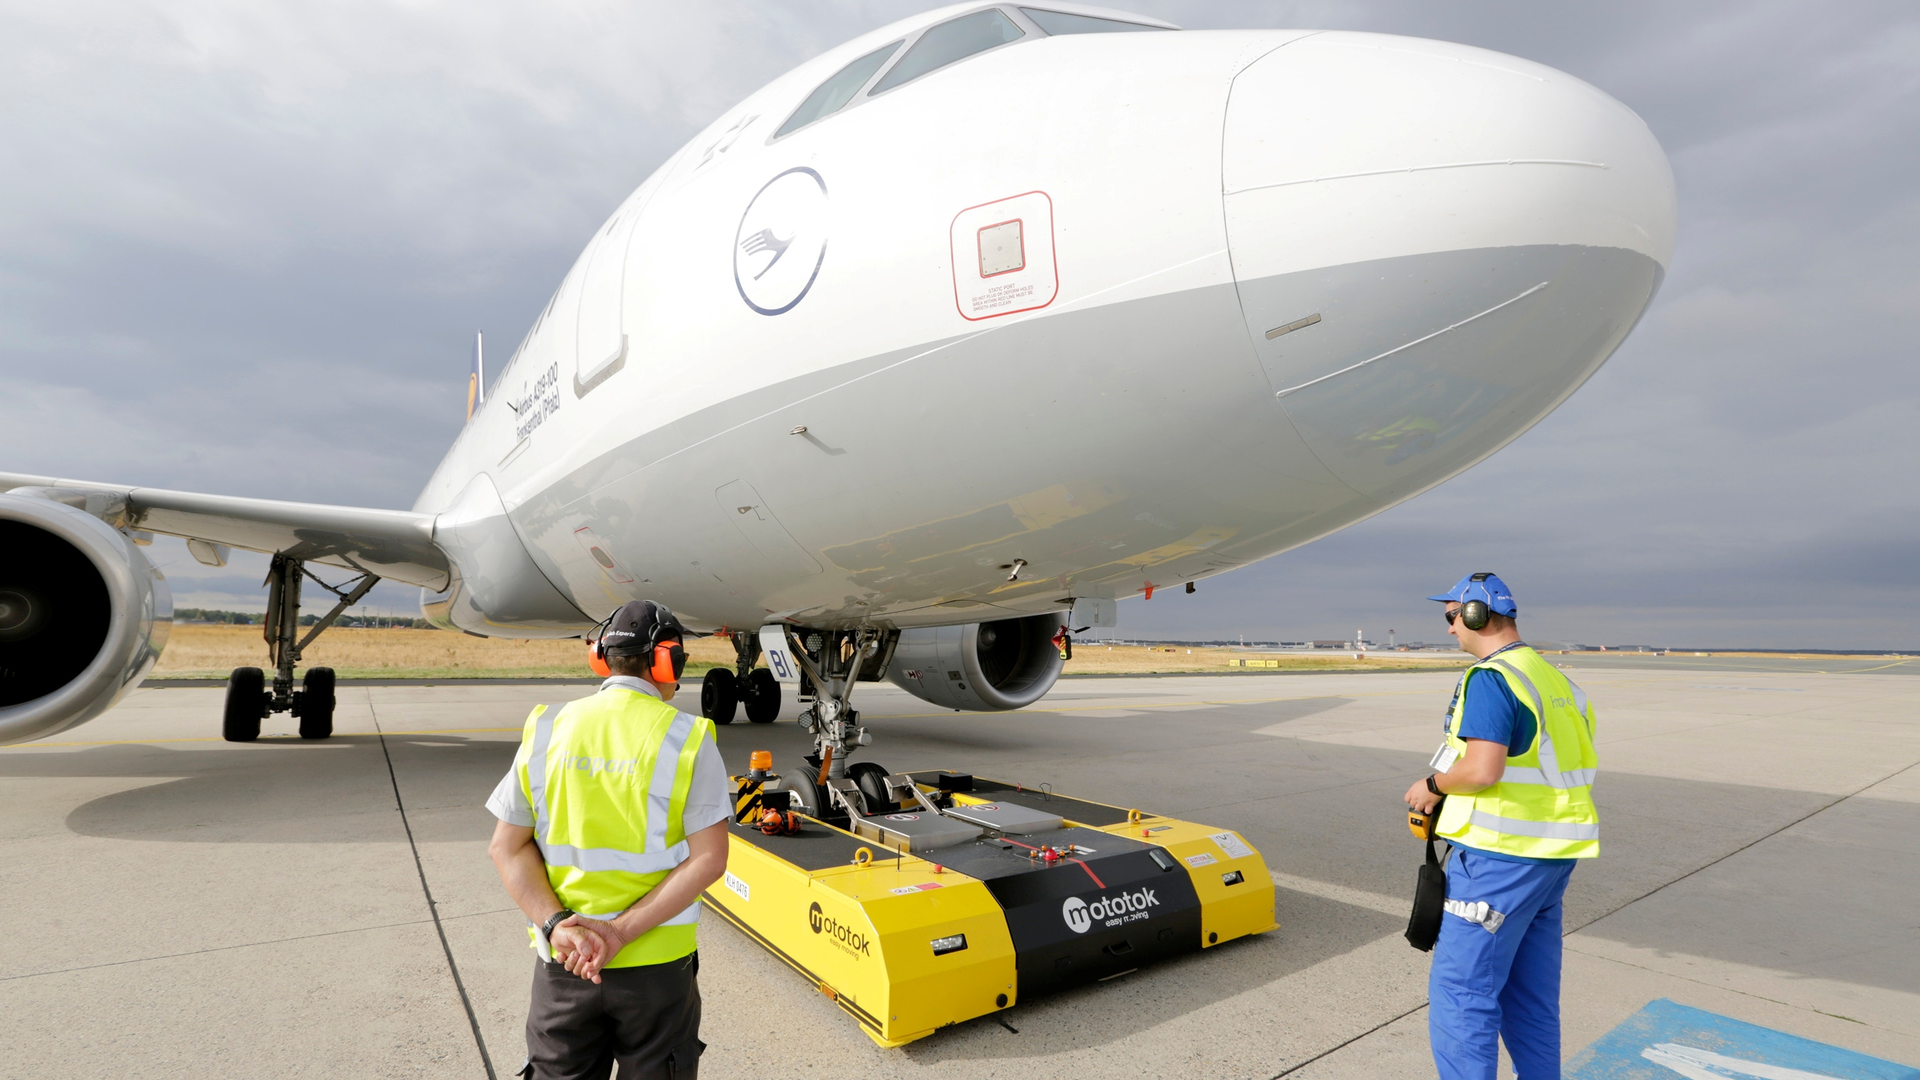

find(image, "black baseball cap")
[598,600,686,656]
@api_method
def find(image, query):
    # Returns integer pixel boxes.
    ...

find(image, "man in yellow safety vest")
[487,600,730,1079]
[1404,573,1599,1080]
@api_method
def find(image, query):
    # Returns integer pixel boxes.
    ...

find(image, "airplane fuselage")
[414,12,1674,636]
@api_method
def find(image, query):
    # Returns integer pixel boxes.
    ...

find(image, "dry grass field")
[153,624,738,680]
[152,624,1463,680]
[1058,642,1457,675]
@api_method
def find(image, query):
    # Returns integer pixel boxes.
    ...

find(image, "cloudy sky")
[3,2,1914,650]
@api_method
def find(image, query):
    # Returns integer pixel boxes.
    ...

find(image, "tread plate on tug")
[701,770,1275,1047]
[929,826,1202,996]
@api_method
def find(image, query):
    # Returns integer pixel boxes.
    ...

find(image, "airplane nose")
[1222,33,1676,504]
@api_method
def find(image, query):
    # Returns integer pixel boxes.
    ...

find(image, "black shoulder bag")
[1406,836,1453,951]
[1405,793,1452,951]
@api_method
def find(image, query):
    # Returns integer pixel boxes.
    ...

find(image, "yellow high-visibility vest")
[1434,645,1600,859]
[514,685,713,966]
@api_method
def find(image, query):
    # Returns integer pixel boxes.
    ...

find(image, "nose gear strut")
[785,627,879,782]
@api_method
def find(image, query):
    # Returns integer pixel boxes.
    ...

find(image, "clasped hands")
[549,916,628,983]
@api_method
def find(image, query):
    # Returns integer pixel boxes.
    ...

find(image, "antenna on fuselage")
[466,331,485,420]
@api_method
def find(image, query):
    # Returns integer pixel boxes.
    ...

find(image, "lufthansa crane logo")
[734,167,828,316]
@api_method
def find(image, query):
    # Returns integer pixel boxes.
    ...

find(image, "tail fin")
[466,332,485,420]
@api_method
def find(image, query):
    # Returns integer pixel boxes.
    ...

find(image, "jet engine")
[0,492,172,745]
[886,613,1065,711]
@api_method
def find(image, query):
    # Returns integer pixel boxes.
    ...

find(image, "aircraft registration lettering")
[513,362,562,441]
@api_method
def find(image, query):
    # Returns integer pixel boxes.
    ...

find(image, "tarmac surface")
[3,657,1915,1078]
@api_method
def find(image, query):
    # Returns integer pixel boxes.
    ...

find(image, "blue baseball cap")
[1428,572,1518,618]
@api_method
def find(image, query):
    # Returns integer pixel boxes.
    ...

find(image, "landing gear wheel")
[223,667,264,742]
[701,668,739,724]
[785,760,823,817]
[299,667,335,740]
[743,668,781,724]
[848,761,892,813]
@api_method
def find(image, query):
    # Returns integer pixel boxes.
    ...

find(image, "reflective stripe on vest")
[527,701,697,876]
[576,900,703,927]
[1467,809,1601,841]
[1435,644,1600,859]
[1481,658,1597,790]
[519,689,711,966]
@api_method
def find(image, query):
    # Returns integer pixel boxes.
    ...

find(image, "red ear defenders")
[650,640,688,685]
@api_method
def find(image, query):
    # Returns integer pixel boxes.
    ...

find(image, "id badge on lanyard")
[1431,671,1467,773]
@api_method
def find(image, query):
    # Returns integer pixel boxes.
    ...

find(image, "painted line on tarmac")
[0,725,527,750]
[1567,997,1918,1078]
[1269,871,1406,917]
[370,700,498,1080]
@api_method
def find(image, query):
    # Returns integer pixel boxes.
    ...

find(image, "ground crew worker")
[1403,573,1599,1080]
[486,600,730,1079]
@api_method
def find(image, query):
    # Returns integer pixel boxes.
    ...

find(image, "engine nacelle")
[887,613,1065,711]
[0,494,172,745]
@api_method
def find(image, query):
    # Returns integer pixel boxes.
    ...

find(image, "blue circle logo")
[734,168,828,315]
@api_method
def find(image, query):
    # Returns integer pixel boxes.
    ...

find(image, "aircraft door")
[574,201,644,394]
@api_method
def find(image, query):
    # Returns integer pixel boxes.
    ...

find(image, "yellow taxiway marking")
[0,725,527,750]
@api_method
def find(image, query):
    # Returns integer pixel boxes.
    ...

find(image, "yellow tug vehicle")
[702,760,1276,1047]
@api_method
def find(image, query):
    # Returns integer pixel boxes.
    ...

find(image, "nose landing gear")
[786,627,888,784]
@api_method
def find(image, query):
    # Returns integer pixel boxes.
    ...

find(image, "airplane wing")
[0,470,449,589]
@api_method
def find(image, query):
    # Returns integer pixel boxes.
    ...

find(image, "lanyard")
[1442,641,1528,732]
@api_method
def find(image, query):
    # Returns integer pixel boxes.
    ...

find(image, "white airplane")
[0,4,1675,785]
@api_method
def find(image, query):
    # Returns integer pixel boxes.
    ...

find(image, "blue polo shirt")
[1452,653,1571,865]
[1457,668,1534,756]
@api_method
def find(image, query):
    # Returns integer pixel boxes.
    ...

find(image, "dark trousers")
[521,952,703,1080]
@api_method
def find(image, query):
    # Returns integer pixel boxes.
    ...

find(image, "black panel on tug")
[927,826,1201,997]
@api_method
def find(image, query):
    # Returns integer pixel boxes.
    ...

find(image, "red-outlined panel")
[951,191,1057,321]
[977,218,1026,278]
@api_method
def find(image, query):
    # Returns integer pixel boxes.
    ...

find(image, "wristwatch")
[540,909,575,939]
[1425,775,1444,797]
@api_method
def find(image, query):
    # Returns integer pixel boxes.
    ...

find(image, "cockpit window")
[870,9,1025,96]
[1019,8,1166,35]
[777,41,903,138]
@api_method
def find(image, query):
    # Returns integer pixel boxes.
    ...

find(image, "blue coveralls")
[1428,846,1575,1080]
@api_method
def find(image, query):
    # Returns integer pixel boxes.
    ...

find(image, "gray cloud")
[4,2,1914,648]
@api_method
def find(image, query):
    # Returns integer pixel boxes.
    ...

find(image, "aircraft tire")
[785,760,822,816]
[847,761,891,812]
[702,668,739,724]
[299,668,335,740]
[223,667,264,742]
[744,669,780,724]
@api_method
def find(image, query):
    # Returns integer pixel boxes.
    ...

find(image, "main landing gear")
[700,631,781,725]
[222,554,378,743]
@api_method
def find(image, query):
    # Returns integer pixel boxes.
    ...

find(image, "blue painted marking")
[1568,999,1919,1079]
